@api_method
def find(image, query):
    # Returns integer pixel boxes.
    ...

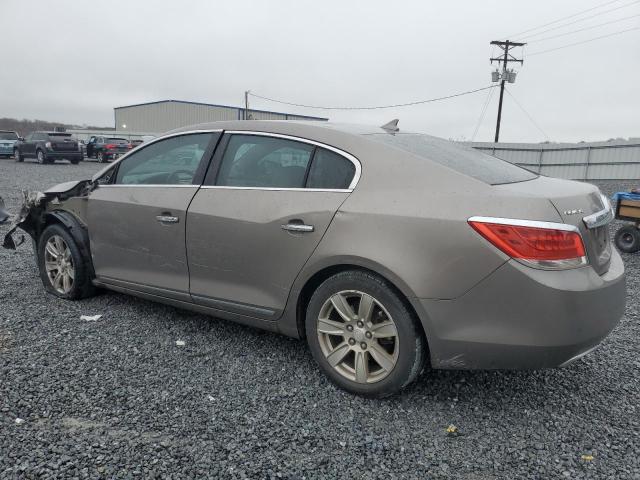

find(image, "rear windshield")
[107,138,129,144]
[367,133,537,185]
[48,133,72,138]
[0,132,18,140]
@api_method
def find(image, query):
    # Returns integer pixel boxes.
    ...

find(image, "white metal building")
[466,139,640,180]
[113,100,328,135]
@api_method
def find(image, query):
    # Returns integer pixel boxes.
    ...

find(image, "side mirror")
[18,137,24,142]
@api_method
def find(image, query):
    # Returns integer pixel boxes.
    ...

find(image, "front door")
[187,132,358,318]
[87,132,220,300]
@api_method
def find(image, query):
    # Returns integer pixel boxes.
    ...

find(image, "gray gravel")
[1,159,638,479]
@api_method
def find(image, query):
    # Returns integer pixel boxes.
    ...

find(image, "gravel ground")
[0,159,638,479]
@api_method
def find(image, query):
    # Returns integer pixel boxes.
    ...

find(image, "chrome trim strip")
[98,184,198,188]
[467,216,580,233]
[583,193,614,230]
[559,345,598,367]
[225,130,362,190]
[91,129,224,182]
[199,185,350,193]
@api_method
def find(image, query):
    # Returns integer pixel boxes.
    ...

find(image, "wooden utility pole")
[490,40,525,143]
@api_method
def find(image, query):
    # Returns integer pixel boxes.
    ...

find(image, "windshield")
[107,138,129,144]
[0,132,19,140]
[367,133,538,185]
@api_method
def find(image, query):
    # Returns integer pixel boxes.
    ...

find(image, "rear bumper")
[0,146,14,155]
[45,152,83,160]
[418,249,626,369]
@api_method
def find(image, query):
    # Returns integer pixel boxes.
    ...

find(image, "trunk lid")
[49,135,78,152]
[494,176,612,275]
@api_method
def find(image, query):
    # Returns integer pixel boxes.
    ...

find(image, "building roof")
[113,99,328,121]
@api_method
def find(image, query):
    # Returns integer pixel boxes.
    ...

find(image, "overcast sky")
[2,0,638,142]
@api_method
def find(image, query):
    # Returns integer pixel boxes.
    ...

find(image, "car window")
[24,133,32,141]
[306,148,356,189]
[0,132,18,140]
[114,133,214,185]
[367,133,537,185]
[216,134,314,188]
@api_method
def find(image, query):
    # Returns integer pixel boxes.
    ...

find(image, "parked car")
[0,130,20,158]
[14,131,82,164]
[86,136,132,162]
[2,121,626,397]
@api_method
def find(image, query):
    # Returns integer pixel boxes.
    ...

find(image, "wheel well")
[296,264,426,343]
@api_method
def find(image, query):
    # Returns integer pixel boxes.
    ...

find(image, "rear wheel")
[37,224,95,299]
[14,149,23,162]
[36,149,46,164]
[615,225,640,253]
[306,270,426,398]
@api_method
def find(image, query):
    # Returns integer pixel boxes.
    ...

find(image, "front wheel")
[615,225,640,253]
[306,270,426,398]
[97,151,105,163]
[37,224,95,299]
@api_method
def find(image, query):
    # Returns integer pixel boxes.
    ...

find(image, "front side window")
[306,148,356,189]
[114,133,214,185]
[216,135,314,188]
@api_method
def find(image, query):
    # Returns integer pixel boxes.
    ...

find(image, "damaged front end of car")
[2,180,94,250]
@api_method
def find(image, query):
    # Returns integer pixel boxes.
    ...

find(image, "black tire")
[37,224,95,300]
[97,151,105,163]
[36,149,46,164]
[305,270,426,398]
[14,149,23,162]
[615,225,640,253]
[70,158,80,165]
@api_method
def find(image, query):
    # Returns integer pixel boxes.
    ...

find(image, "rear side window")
[367,133,537,185]
[217,135,314,188]
[307,148,355,189]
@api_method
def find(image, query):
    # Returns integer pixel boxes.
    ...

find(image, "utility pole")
[244,90,250,120]
[490,40,525,142]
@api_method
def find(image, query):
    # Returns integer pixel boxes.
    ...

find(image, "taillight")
[105,144,115,150]
[468,217,587,270]
[127,143,133,149]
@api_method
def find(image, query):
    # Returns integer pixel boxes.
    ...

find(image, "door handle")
[156,215,179,224]
[281,222,314,233]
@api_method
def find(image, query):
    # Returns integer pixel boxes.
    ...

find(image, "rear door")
[23,133,37,156]
[186,132,360,319]
[87,131,220,300]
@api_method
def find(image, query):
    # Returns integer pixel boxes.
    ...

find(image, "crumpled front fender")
[2,180,93,250]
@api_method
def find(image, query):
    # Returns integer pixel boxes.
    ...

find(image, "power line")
[504,88,550,141]
[504,0,626,39]
[521,0,640,40]
[471,86,495,141]
[526,13,640,43]
[248,85,496,111]
[527,25,640,56]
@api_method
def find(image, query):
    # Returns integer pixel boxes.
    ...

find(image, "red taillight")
[127,143,133,149]
[105,144,115,150]
[468,218,586,269]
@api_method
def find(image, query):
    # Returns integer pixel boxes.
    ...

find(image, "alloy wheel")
[316,290,399,384]
[44,235,75,294]
[37,150,45,164]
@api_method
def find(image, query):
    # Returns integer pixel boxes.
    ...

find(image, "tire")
[36,149,46,164]
[615,225,640,253]
[37,224,95,300]
[97,151,105,163]
[305,270,426,398]
[70,158,80,165]
[14,149,23,162]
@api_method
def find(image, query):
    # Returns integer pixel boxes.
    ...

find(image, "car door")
[186,132,360,319]
[86,136,96,157]
[87,131,221,300]
[23,133,36,156]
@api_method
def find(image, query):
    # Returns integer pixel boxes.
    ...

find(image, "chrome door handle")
[281,223,314,233]
[156,215,179,224]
